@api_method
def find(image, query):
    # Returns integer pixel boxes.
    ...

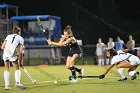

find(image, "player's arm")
[95,44,98,55]
[99,64,115,79]
[103,64,115,75]
[1,40,7,50]
[18,44,24,67]
[58,38,65,43]
[47,38,73,46]
[123,49,129,53]
[59,35,67,43]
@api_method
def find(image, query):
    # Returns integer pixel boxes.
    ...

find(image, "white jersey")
[3,34,24,57]
[107,42,115,49]
[111,50,140,65]
[96,43,105,55]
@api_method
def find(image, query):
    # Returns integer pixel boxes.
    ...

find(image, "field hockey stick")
[77,75,99,79]
[21,66,37,83]
[37,16,50,34]
[37,16,52,41]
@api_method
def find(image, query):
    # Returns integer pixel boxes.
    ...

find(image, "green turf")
[0,65,140,93]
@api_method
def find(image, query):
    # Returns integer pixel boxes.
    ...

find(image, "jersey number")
[11,37,15,44]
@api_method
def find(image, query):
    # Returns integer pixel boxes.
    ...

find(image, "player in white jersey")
[1,26,25,90]
[99,48,140,81]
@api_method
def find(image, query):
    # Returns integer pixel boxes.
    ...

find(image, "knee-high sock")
[15,70,21,84]
[74,66,81,73]
[4,71,10,86]
[117,68,126,78]
[106,58,109,65]
[98,59,101,66]
[70,66,76,79]
[129,71,136,76]
[101,59,104,65]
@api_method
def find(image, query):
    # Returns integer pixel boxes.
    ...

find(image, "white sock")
[129,71,136,76]
[4,71,10,86]
[15,70,21,84]
[106,59,109,65]
[117,68,126,78]
[102,59,104,65]
[98,59,101,66]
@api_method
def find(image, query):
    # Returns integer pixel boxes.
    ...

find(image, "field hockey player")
[99,48,140,81]
[47,25,83,83]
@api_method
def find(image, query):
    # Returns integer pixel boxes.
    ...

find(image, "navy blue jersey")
[64,36,81,57]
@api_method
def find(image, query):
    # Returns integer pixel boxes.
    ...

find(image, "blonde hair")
[13,26,21,34]
[64,25,73,36]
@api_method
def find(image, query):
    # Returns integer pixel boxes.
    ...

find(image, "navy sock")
[74,66,81,73]
[70,66,76,79]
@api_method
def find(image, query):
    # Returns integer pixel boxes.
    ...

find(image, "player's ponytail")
[107,48,117,56]
[66,25,71,30]
[13,25,21,34]
[64,25,73,36]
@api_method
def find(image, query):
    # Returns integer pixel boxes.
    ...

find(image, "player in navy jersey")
[47,25,83,83]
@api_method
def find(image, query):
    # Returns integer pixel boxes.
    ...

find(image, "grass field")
[0,65,140,93]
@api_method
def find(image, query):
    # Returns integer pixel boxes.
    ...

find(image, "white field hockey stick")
[21,66,37,83]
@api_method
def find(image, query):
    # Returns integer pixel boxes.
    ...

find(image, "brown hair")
[64,25,73,36]
[107,48,117,56]
[13,26,21,34]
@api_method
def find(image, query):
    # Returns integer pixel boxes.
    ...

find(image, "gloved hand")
[99,74,105,79]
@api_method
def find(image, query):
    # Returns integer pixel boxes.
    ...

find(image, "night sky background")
[1,0,140,45]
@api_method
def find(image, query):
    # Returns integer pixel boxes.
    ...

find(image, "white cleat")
[4,85,11,90]
[15,84,26,90]
[69,76,77,83]
[70,78,77,83]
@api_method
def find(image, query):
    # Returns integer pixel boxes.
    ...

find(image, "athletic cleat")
[69,76,77,83]
[118,77,127,81]
[79,68,84,77]
[70,79,77,83]
[15,84,26,90]
[4,85,11,90]
[131,72,139,80]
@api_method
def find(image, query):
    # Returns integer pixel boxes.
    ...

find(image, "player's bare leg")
[117,61,139,81]
[66,57,77,83]
[12,61,25,90]
[71,54,83,76]
[67,54,82,83]
[116,62,131,81]
[4,61,11,90]
[128,65,139,80]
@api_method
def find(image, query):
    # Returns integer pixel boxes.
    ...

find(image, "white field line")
[23,76,119,85]
[0,76,119,87]
[23,79,68,85]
